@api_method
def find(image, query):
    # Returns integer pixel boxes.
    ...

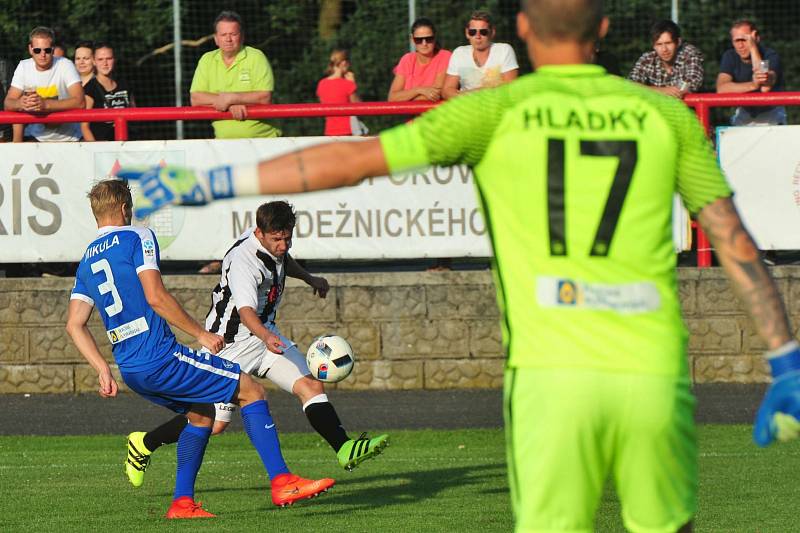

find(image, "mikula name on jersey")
[84,234,120,260]
[523,107,648,133]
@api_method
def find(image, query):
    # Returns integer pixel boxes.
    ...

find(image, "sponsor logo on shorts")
[222,360,234,369]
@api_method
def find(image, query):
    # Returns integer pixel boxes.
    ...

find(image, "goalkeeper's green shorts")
[504,367,697,533]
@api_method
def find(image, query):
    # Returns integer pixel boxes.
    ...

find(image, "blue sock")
[173,423,211,500]
[241,400,290,480]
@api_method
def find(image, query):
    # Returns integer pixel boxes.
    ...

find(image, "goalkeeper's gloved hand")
[753,340,800,446]
[116,165,236,219]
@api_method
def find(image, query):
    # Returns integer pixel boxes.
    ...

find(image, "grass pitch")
[1,426,799,532]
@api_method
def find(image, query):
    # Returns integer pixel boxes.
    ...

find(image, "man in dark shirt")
[716,19,785,125]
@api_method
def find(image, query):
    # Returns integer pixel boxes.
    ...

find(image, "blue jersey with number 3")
[70,226,177,372]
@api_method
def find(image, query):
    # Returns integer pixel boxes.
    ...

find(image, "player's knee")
[211,420,229,435]
[187,404,216,427]
[238,373,265,403]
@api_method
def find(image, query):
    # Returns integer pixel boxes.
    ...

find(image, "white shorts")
[213,328,311,423]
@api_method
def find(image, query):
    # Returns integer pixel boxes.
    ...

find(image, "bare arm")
[285,255,329,297]
[697,197,792,349]
[81,93,96,141]
[65,299,118,397]
[257,138,388,194]
[388,74,422,101]
[442,74,461,99]
[138,269,223,352]
[716,72,758,93]
[238,306,284,353]
[190,91,219,107]
[227,90,271,105]
[4,85,23,111]
[501,69,519,82]
[191,90,271,111]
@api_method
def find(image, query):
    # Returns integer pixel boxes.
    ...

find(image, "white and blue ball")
[306,334,355,383]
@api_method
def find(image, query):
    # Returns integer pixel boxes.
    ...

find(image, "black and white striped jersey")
[205,228,287,343]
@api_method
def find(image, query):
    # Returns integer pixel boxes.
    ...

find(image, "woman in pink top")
[388,18,451,102]
[316,49,361,136]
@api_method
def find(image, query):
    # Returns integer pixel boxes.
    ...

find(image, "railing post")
[691,101,713,267]
[694,101,711,137]
[114,117,129,141]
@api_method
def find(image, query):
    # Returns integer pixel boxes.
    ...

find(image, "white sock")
[302,394,329,412]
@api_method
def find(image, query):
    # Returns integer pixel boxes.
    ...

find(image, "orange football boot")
[165,496,216,519]
[271,473,336,507]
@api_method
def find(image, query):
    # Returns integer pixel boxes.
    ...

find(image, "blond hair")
[88,179,132,220]
[325,49,349,76]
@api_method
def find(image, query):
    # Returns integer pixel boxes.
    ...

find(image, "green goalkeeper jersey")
[379,64,732,377]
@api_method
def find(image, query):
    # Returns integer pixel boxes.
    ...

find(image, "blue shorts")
[121,344,241,414]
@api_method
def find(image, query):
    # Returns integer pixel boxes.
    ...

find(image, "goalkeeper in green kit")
[120,0,800,530]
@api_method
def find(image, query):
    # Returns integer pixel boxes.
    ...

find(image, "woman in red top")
[388,18,451,102]
[316,49,361,136]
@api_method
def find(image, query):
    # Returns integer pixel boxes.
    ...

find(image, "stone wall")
[0,267,792,393]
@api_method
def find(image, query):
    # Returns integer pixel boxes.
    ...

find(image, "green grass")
[1,426,799,532]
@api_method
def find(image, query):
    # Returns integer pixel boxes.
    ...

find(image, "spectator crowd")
[0,11,788,146]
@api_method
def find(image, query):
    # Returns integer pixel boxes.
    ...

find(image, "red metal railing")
[0,102,436,141]
[3,93,800,267]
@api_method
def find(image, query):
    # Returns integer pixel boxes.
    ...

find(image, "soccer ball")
[306,334,355,383]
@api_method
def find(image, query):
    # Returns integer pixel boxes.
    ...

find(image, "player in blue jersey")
[66,180,335,518]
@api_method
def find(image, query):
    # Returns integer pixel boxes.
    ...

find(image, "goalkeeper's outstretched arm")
[698,196,800,446]
[120,139,391,218]
[256,138,389,194]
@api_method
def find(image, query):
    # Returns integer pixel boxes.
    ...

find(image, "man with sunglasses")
[442,10,519,99]
[4,27,84,142]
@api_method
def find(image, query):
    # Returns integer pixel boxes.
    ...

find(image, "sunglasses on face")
[32,47,53,55]
[467,28,490,37]
[413,35,435,45]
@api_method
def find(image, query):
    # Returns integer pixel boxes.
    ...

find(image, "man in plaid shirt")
[629,20,703,99]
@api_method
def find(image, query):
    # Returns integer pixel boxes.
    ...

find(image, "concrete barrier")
[0,267,790,393]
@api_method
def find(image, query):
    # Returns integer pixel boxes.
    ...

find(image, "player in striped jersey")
[126,201,387,488]
[67,181,334,517]
[119,0,800,529]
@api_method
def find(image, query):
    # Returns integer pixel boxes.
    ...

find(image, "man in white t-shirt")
[3,26,84,142]
[443,10,519,99]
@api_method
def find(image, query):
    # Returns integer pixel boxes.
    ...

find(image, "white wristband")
[233,163,260,197]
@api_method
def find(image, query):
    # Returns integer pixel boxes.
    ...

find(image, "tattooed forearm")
[296,151,309,192]
[734,258,791,347]
[698,197,792,349]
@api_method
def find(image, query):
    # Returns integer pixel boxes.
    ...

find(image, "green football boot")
[337,433,389,471]
[125,431,152,487]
